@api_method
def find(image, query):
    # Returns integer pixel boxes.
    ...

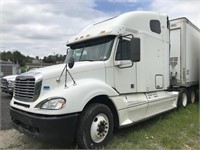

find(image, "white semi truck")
[10,11,199,149]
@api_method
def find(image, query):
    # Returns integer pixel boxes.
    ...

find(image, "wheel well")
[84,95,119,129]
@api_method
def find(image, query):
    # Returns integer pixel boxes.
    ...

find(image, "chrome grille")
[14,75,42,102]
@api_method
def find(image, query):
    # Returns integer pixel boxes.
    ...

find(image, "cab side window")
[150,20,161,34]
[115,39,131,60]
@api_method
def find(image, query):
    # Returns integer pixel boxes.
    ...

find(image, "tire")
[177,88,188,108]
[196,88,199,102]
[188,88,196,104]
[77,103,114,149]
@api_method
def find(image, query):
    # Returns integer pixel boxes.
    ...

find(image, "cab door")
[114,37,137,94]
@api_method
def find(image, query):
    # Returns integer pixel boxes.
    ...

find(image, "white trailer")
[10,11,199,149]
[170,18,200,103]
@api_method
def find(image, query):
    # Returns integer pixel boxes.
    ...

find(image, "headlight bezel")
[8,80,15,87]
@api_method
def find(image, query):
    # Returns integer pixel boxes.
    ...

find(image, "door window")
[115,39,131,60]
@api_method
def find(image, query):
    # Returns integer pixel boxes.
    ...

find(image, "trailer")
[10,11,199,149]
[170,18,200,103]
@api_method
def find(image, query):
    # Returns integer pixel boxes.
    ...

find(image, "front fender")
[61,79,119,114]
[11,79,118,115]
[29,79,119,115]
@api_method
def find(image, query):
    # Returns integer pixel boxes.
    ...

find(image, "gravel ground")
[0,129,29,149]
[0,129,76,149]
[0,129,50,149]
[0,92,12,130]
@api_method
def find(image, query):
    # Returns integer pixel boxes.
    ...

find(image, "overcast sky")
[1,0,200,58]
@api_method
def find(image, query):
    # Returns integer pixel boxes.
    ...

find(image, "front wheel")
[77,103,114,149]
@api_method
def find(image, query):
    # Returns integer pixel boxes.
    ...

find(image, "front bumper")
[10,107,79,144]
[1,86,14,94]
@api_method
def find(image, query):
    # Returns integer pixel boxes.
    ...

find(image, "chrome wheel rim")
[90,113,109,143]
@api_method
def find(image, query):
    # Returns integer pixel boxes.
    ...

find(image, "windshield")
[66,36,115,62]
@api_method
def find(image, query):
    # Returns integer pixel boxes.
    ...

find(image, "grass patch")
[104,103,200,149]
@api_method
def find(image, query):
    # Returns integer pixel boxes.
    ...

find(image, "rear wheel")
[77,103,114,149]
[188,87,196,103]
[196,88,199,102]
[177,88,188,108]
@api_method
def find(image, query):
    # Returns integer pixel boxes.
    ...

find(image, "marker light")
[100,30,106,34]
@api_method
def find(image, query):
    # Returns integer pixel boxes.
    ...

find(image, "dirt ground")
[0,129,25,149]
[0,129,75,149]
[0,129,46,149]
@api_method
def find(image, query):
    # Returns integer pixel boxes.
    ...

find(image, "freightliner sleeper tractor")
[10,11,199,149]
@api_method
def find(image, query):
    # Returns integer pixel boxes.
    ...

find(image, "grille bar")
[15,83,35,86]
[15,85,35,89]
[14,88,34,92]
[15,91,34,96]
[15,93,34,98]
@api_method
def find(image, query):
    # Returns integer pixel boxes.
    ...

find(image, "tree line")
[0,51,66,67]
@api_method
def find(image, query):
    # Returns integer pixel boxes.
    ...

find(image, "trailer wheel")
[177,88,188,108]
[196,88,199,102]
[188,88,196,103]
[77,103,114,149]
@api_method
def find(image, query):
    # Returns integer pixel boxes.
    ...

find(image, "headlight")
[8,80,15,87]
[40,98,66,110]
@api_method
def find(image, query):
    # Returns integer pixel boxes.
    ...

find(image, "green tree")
[0,51,13,61]
[0,50,34,67]
[13,51,26,67]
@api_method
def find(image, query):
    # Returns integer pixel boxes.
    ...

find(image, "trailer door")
[170,29,181,85]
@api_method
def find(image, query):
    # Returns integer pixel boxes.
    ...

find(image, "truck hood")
[25,61,106,82]
[2,75,18,81]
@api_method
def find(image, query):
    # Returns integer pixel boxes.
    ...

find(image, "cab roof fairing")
[66,25,126,46]
[66,11,168,46]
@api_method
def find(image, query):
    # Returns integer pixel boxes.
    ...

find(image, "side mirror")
[130,38,140,62]
[68,57,75,69]
[66,48,70,55]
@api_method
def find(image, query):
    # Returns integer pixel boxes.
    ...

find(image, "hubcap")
[182,92,187,107]
[90,113,109,143]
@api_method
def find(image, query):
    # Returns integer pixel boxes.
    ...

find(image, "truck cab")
[1,75,18,96]
[10,11,180,149]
